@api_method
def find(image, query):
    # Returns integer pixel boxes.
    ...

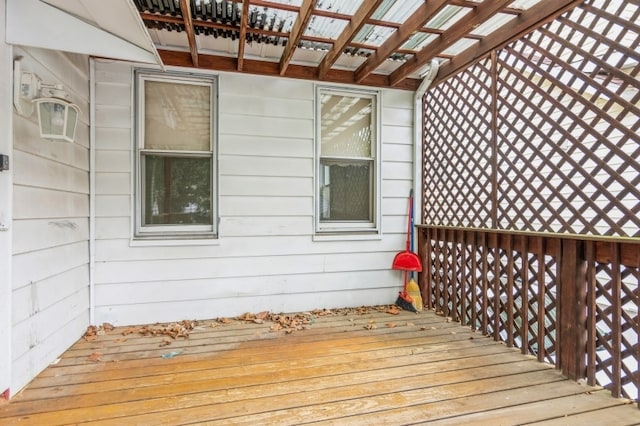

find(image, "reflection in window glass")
[143,156,212,225]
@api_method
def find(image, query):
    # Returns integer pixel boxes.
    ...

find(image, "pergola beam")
[354,0,450,83]
[279,0,316,76]
[389,0,513,86]
[317,0,384,80]
[434,0,584,85]
[237,0,250,71]
[179,0,198,67]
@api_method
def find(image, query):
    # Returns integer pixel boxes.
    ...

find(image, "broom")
[392,190,422,312]
[406,193,423,311]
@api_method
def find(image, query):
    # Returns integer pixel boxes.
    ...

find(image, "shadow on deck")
[1,308,639,425]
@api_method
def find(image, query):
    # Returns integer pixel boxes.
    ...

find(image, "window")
[135,70,217,238]
[316,87,380,234]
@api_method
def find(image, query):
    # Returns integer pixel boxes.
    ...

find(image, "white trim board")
[6,0,160,65]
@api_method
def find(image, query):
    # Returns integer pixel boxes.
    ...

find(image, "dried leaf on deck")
[102,323,115,331]
[122,327,139,336]
[386,323,397,328]
[386,306,401,315]
[159,338,172,347]
[88,352,102,362]
[270,323,282,332]
[255,311,269,320]
[237,312,255,322]
[364,323,377,330]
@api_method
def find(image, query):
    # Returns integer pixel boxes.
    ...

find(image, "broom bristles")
[395,293,417,313]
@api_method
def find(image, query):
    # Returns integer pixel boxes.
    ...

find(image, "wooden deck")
[1,307,639,425]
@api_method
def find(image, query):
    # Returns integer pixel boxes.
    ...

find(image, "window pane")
[320,93,372,157]
[143,155,211,225]
[319,160,371,221]
[144,80,211,151]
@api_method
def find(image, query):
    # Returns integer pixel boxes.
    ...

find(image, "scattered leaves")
[364,323,377,330]
[82,325,100,342]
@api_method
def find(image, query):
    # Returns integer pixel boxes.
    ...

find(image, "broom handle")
[409,189,415,279]
[406,190,413,251]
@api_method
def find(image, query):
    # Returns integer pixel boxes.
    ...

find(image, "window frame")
[315,86,381,235]
[133,69,218,240]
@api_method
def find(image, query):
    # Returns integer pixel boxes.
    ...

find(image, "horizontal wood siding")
[93,61,415,325]
[11,47,90,393]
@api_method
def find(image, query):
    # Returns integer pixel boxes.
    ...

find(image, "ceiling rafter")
[389,0,513,86]
[179,0,198,67]
[318,0,384,80]
[134,0,584,91]
[434,0,585,85]
[237,0,250,71]
[354,0,450,84]
[279,0,316,76]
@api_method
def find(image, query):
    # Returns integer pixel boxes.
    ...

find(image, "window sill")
[313,233,382,242]
[130,237,220,247]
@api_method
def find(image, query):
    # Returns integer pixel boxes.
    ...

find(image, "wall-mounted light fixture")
[13,58,80,143]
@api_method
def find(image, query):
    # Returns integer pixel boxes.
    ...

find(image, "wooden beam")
[179,0,198,67]
[237,0,250,71]
[317,0,384,80]
[158,49,421,90]
[433,0,583,85]
[354,0,450,83]
[279,0,316,76]
[389,0,513,86]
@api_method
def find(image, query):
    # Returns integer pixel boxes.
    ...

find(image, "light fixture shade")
[34,97,80,143]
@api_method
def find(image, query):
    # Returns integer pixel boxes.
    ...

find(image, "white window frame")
[315,86,381,234]
[133,69,218,239]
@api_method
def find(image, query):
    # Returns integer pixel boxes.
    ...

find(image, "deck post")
[558,238,588,381]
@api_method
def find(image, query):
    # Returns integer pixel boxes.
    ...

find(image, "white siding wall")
[0,0,13,396]
[11,47,90,392]
[94,61,415,325]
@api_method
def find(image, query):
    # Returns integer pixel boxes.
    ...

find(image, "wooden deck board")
[1,308,639,425]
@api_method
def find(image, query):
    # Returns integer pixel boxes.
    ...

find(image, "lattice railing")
[420,0,640,406]
[419,226,640,403]
[422,58,493,229]
[422,0,639,237]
